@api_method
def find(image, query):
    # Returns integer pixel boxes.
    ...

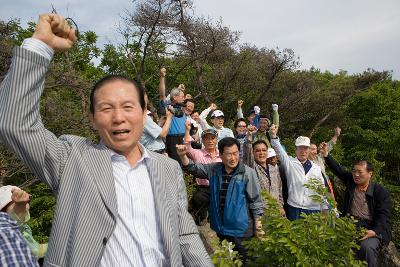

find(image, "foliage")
[211,239,243,267]
[244,185,365,267]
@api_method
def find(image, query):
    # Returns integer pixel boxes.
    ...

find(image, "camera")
[168,103,185,118]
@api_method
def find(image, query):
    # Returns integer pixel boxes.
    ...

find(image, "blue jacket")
[184,162,264,237]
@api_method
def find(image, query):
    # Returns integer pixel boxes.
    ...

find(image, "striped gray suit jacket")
[0,47,213,267]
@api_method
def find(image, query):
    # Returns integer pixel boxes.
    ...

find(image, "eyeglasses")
[223,151,240,158]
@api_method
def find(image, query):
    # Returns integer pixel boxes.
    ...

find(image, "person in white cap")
[200,109,234,142]
[0,185,47,258]
[269,124,326,220]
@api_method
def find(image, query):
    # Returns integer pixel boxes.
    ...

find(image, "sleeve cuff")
[22,38,54,60]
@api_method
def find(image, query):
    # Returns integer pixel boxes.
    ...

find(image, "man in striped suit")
[0,14,212,266]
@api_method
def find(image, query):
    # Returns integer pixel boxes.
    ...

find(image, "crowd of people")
[0,14,392,267]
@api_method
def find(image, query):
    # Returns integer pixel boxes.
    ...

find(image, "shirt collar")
[99,141,150,164]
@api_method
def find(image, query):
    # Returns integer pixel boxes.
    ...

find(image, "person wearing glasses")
[176,137,264,261]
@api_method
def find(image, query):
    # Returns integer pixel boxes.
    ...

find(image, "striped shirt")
[99,144,167,267]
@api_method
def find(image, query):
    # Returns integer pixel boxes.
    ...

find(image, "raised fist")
[254,106,260,115]
[272,104,279,111]
[176,144,187,157]
[237,100,243,108]
[178,84,185,91]
[32,14,76,51]
[334,127,342,137]
[11,188,31,204]
[269,124,278,138]
[210,103,217,110]
[160,67,167,77]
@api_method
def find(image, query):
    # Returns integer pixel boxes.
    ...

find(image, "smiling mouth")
[112,130,130,136]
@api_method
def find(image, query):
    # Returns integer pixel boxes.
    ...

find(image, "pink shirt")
[185,142,222,186]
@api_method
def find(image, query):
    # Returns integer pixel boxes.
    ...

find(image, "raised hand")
[319,142,329,157]
[269,124,278,138]
[160,67,167,77]
[334,127,342,137]
[237,100,243,108]
[210,103,217,110]
[178,84,185,91]
[176,144,188,157]
[185,120,192,131]
[11,188,31,204]
[32,14,76,51]
[272,104,279,111]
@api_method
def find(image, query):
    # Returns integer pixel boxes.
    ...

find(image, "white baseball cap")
[0,185,18,211]
[211,110,224,118]
[295,136,311,147]
[267,148,277,158]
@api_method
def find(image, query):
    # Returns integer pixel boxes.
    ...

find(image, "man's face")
[221,145,240,172]
[253,143,268,166]
[90,80,145,157]
[173,91,185,104]
[309,144,318,159]
[258,118,269,131]
[184,101,195,115]
[267,156,278,166]
[211,116,224,129]
[202,134,218,151]
[295,145,310,162]
[191,112,200,122]
[248,113,255,124]
[236,121,247,135]
[352,163,372,186]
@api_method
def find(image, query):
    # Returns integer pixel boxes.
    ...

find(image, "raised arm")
[319,142,352,183]
[242,125,257,168]
[0,14,76,192]
[198,103,216,130]
[269,124,292,173]
[158,108,174,138]
[326,127,341,153]
[237,99,244,119]
[271,104,280,127]
[159,67,167,101]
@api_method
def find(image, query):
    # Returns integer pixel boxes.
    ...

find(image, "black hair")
[218,137,240,154]
[353,160,374,172]
[234,118,247,129]
[184,98,195,105]
[252,140,268,151]
[89,75,145,113]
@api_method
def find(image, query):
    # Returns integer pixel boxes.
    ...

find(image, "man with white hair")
[269,125,325,220]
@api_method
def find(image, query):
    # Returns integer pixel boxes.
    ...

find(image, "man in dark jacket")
[320,142,391,267]
[176,137,264,260]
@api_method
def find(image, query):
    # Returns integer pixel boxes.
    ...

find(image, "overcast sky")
[1,0,399,79]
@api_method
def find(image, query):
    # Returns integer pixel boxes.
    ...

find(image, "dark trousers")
[165,135,184,164]
[286,204,320,221]
[357,237,381,267]
[189,187,210,225]
[217,234,252,262]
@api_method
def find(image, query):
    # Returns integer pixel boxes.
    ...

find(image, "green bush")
[246,180,364,266]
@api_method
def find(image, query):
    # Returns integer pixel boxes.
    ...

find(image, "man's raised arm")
[0,14,76,192]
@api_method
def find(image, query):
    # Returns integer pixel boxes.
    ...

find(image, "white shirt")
[100,144,167,267]
[271,138,326,210]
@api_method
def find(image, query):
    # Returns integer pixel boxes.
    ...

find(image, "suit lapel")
[84,146,118,218]
[146,155,174,261]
